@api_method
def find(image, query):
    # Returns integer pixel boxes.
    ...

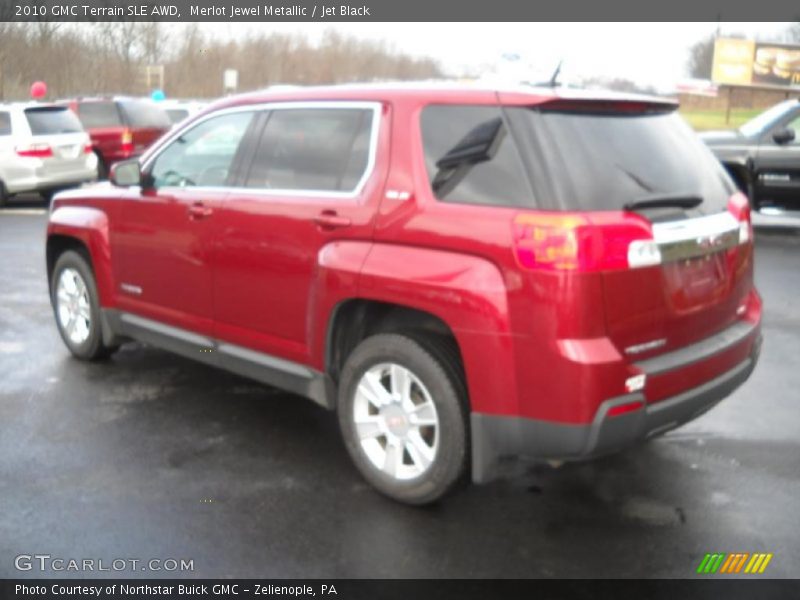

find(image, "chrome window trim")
[651,212,739,244]
[140,101,382,200]
[629,211,745,269]
[652,211,742,263]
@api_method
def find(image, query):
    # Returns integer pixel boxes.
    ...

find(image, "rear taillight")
[16,144,53,158]
[121,130,133,155]
[728,193,752,244]
[84,142,94,154]
[513,212,655,272]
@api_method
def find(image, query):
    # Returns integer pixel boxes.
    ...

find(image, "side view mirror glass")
[772,127,796,145]
[109,160,142,187]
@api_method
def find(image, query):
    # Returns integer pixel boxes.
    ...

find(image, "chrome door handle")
[188,202,213,219]
[313,211,351,229]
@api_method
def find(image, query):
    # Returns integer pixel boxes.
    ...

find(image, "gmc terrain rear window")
[0,111,11,136]
[505,107,735,214]
[245,108,373,192]
[120,100,171,129]
[24,107,83,135]
[421,105,534,207]
[77,102,123,128]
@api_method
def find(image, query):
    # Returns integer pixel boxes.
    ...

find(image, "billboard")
[712,38,800,87]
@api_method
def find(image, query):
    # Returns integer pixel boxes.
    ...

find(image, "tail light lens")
[84,142,94,154]
[513,214,586,271]
[121,130,134,155]
[16,144,53,158]
[513,212,655,272]
[728,193,752,244]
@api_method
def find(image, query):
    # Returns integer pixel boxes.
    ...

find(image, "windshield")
[166,108,190,124]
[739,100,798,137]
[77,101,122,128]
[25,107,84,135]
[506,107,735,214]
[120,100,171,129]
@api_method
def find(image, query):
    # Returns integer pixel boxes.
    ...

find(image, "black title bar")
[3,0,800,22]
[2,579,799,600]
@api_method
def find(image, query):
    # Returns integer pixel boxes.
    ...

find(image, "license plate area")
[653,213,740,314]
[662,252,727,311]
[55,145,81,160]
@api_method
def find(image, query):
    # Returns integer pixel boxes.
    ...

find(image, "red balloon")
[30,81,47,99]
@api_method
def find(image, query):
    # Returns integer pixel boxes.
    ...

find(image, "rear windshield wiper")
[624,194,702,212]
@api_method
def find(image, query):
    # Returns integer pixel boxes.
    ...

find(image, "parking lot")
[1,196,799,579]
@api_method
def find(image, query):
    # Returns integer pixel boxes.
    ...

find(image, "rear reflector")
[16,144,53,158]
[607,399,644,418]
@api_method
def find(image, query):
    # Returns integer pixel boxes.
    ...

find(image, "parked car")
[46,83,762,504]
[0,103,97,206]
[701,99,800,217]
[159,99,207,126]
[58,97,171,178]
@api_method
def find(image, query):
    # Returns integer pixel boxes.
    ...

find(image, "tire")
[51,250,118,360]
[95,153,108,180]
[337,333,469,505]
[0,180,7,207]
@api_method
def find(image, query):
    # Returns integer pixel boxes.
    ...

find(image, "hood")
[699,129,743,146]
[52,181,116,202]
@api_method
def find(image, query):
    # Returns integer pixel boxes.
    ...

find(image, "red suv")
[46,84,762,504]
[59,97,171,178]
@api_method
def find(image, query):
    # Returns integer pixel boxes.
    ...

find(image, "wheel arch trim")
[47,206,115,307]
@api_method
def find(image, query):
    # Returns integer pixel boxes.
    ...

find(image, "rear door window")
[505,107,735,214]
[244,107,374,193]
[24,107,84,135]
[77,102,123,128]
[0,111,11,136]
[420,105,534,208]
[119,100,171,129]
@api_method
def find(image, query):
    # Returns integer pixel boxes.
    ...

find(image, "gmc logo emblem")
[697,234,725,250]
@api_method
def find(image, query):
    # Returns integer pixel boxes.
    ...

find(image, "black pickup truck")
[701,99,800,215]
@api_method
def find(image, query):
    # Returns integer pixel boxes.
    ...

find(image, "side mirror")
[109,160,142,187]
[772,127,796,145]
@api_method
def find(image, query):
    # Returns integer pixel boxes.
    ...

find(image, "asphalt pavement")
[1,195,799,578]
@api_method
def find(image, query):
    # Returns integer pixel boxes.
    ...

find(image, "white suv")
[0,103,98,206]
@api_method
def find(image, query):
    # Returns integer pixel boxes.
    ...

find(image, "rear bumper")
[4,158,98,194]
[471,327,762,483]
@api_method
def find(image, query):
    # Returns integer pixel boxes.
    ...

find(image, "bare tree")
[785,23,800,43]
[0,23,443,100]
[686,34,716,79]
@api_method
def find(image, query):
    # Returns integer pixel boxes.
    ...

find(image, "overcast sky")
[198,21,793,90]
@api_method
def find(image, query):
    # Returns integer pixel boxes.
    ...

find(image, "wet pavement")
[1,196,799,578]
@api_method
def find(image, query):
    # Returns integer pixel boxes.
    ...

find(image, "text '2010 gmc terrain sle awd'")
[47,83,763,505]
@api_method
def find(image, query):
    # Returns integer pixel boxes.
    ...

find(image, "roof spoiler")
[537,97,678,114]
